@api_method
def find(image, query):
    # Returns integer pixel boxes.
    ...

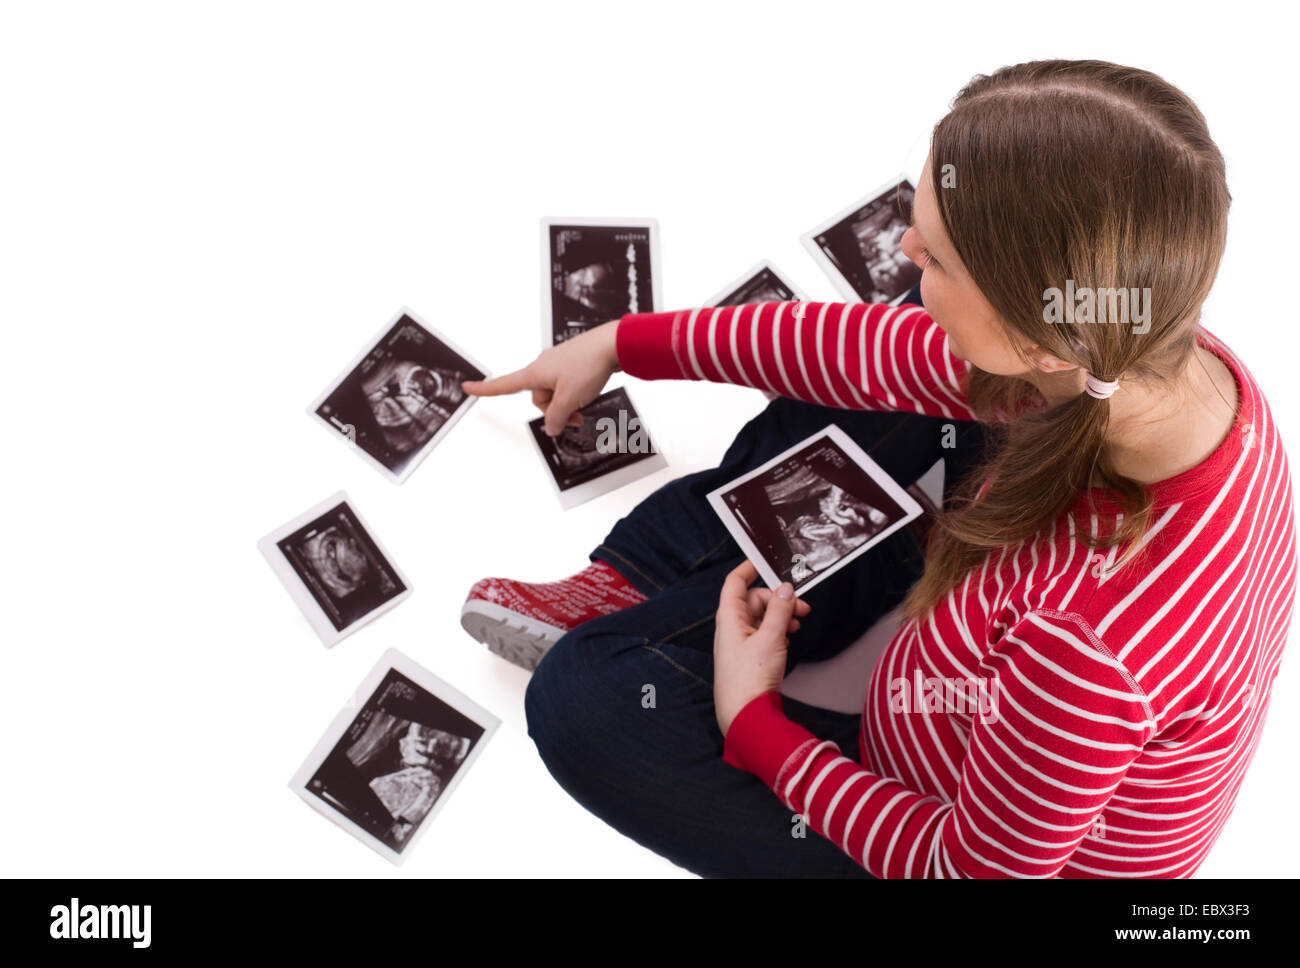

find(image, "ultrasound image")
[301,526,371,598]
[276,500,406,631]
[763,466,888,582]
[547,223,656,344]
[811,180,922,303]
[308,669,485,853]
[316,315,485,478]
[528,386,658,492]
[721,434,904,590]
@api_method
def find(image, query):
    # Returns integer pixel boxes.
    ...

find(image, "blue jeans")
[524,285,992,877]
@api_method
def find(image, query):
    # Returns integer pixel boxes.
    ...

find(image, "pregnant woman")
[459,59,1297,878]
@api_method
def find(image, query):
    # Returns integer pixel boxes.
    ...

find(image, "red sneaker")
[459,560,648,670]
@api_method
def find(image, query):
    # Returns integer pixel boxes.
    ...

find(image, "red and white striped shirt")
[616,300,1298,878]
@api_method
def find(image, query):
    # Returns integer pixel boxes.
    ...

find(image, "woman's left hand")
[713,560,811,737]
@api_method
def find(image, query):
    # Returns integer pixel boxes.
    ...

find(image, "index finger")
[462,368,535,397]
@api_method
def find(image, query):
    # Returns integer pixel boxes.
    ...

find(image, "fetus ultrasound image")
[546,223,657,344]
[765,466,888,583]
[811,180,922,303]
[528,386,658,491]
[306,668,486,853]
[275,500,406,631]
[720,434,905,590]
[316,315,485,478]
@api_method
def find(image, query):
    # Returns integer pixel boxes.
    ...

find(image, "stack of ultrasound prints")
[256,173,925,863]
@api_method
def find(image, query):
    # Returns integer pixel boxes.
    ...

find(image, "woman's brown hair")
[897,59,1232,622]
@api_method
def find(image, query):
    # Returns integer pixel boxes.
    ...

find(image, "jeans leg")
[525,555,874,878]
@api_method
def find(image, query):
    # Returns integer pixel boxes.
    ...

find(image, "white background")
[2,0,1295,878]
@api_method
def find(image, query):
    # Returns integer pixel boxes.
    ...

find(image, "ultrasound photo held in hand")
[764,467,888,582]
[311,308,489,483]
[708,425,924,594]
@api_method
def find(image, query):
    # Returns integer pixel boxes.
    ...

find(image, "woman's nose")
[899,227,921,266]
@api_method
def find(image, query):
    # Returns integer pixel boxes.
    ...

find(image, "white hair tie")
[1085,373,1120,399]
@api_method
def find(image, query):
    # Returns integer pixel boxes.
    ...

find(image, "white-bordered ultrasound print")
[540,216,662,349]
[800,174,923,305]
[707,424,923,595]
[704,259,807,307]
[310,307,490,484]
[289,649,500,865]
[258,492,411,647]
[527,385,668,509]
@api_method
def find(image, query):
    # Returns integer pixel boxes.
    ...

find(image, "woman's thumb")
[758,583,798,637]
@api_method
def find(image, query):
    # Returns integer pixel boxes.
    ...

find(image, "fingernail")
[776,583,793,600]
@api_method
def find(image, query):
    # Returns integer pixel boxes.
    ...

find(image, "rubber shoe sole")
[459,599,569,671]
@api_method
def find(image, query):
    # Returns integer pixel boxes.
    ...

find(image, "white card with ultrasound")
[800,174,923,306]
[540,216,663,348]
[309,307,490,484]
[708,424,922,595]
[289,649,500,865]
[258,491,411,647]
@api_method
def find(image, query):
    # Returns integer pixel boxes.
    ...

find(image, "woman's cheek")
[937,321,969,362]
[922,297,965,360]
[944,333,967,361]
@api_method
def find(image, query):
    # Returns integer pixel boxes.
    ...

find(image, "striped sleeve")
[616,300,976,420]
[722,610,1156,877]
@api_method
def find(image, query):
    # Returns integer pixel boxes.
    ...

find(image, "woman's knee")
[524,623,641,758]
[523,631,579,753]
